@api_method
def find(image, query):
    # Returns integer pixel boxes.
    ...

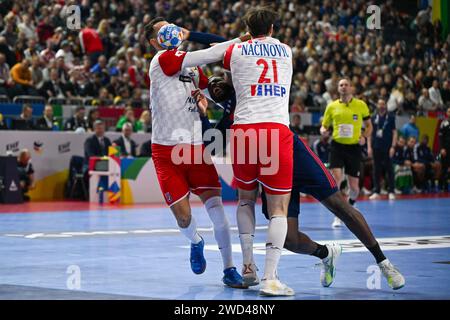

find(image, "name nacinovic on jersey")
[240,42,289,58]
[240,42,289,98]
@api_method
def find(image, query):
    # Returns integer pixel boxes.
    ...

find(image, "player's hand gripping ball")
[157,24,183,50]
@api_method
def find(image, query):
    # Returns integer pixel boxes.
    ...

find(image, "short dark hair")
[144,17,165,41]
[244,7,278,37]
[75,106,85,113]
[22,103,32,112]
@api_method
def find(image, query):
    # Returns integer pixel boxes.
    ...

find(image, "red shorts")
[152,143,221,206]
[230,122,293,194]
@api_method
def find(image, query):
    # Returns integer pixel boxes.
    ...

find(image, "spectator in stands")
[55,55,69,84]
[138,110,152,133]
[84,120,112,165]
[36,105,57,131]
[90,55,110,85]
[310,82,327,111]
[39,68,67,99]
[30,56,44,91]
[17,148,35,201]
[312,131,330,165]
[116,106,141,132]
[130,87,143,108]
[39,40,56,65]
[429,80,444,110]
[140,139,152,157]
[0,36,15,68]
[404,136,421,193]
[413,134,441,192]
[392,136,413,193]
[0,52,13,97]
[79,22,104,66]
[87,108,100,132]
[23,38,39,61]
[290,96,306,113]
[17,14,35,40]
[105,69,121,97]
[10,59,37,95]
[55,40,75,69]
[11,104,34,130]
[402,91,418,114]
[113,122,137,157]
[0,16,17,49]
[438,107,450,191]
[418,88,436,112]
[128,59,146,88]
[64,106,88,132]
[401,114,420,140]
[368,99,397,200]
[289,114,306,136]
[36,15,54,46]
[442,80,450,107]
[83,72,103,98]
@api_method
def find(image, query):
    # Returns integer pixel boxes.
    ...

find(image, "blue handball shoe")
[223,267,248,289]
[190,237,206,274]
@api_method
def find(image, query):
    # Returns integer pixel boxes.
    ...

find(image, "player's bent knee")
[176,215,192,228]
[199,189,222,202]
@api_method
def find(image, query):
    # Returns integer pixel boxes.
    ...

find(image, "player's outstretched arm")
[181,34,250,69]
[185,30,227,45]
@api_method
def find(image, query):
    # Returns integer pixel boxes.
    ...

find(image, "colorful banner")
[0,131,151,201]
[416,117,440,151]
[432,0,449,40]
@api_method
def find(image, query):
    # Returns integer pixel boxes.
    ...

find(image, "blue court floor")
[0,197,449,300]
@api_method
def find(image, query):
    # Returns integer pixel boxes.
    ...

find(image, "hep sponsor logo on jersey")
[250,84,287,97]
[240,42,289,58]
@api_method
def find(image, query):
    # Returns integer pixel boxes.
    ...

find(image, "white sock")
[263,215,287,280]
[349,188,359,201]
[179,216,202,244]
[236,199,256,266]
[204,196,233,270]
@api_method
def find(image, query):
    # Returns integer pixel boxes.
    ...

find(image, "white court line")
[183,235,450,254]
[1,226,268,239]
[3,227,450,254]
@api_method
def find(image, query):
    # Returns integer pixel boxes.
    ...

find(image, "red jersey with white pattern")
[149,49,208,146]
[223,37,292,126]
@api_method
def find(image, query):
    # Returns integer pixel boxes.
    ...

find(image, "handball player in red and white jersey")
[144,18,250,288]
[222,8,295,296]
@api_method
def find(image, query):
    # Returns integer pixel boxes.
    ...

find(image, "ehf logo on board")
[58,142,71,154]
[6,141,19,153]
[9,180,18,192]
[33,141,44,155]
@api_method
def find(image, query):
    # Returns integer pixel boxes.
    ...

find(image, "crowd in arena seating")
[0,0,449,195]
[0,0,448,113]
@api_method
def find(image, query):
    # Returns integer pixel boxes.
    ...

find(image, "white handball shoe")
[320,243,342,287]
[369,193,380,200]
[388,193,396,200]
[332,217,343,228]
[242,263,260,287]
[378,259,405,290]
[259,279,295,296]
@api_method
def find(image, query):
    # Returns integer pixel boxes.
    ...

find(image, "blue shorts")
[262,135,339,219]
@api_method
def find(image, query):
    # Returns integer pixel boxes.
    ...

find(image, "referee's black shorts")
[329,141,362,177]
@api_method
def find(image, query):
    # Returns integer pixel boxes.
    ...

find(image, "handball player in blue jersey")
[183,29,405,290]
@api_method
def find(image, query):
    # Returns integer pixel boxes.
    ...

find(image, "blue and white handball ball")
[157,24,183,50]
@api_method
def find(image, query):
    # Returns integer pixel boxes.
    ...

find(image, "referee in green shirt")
[320,78,373,228]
